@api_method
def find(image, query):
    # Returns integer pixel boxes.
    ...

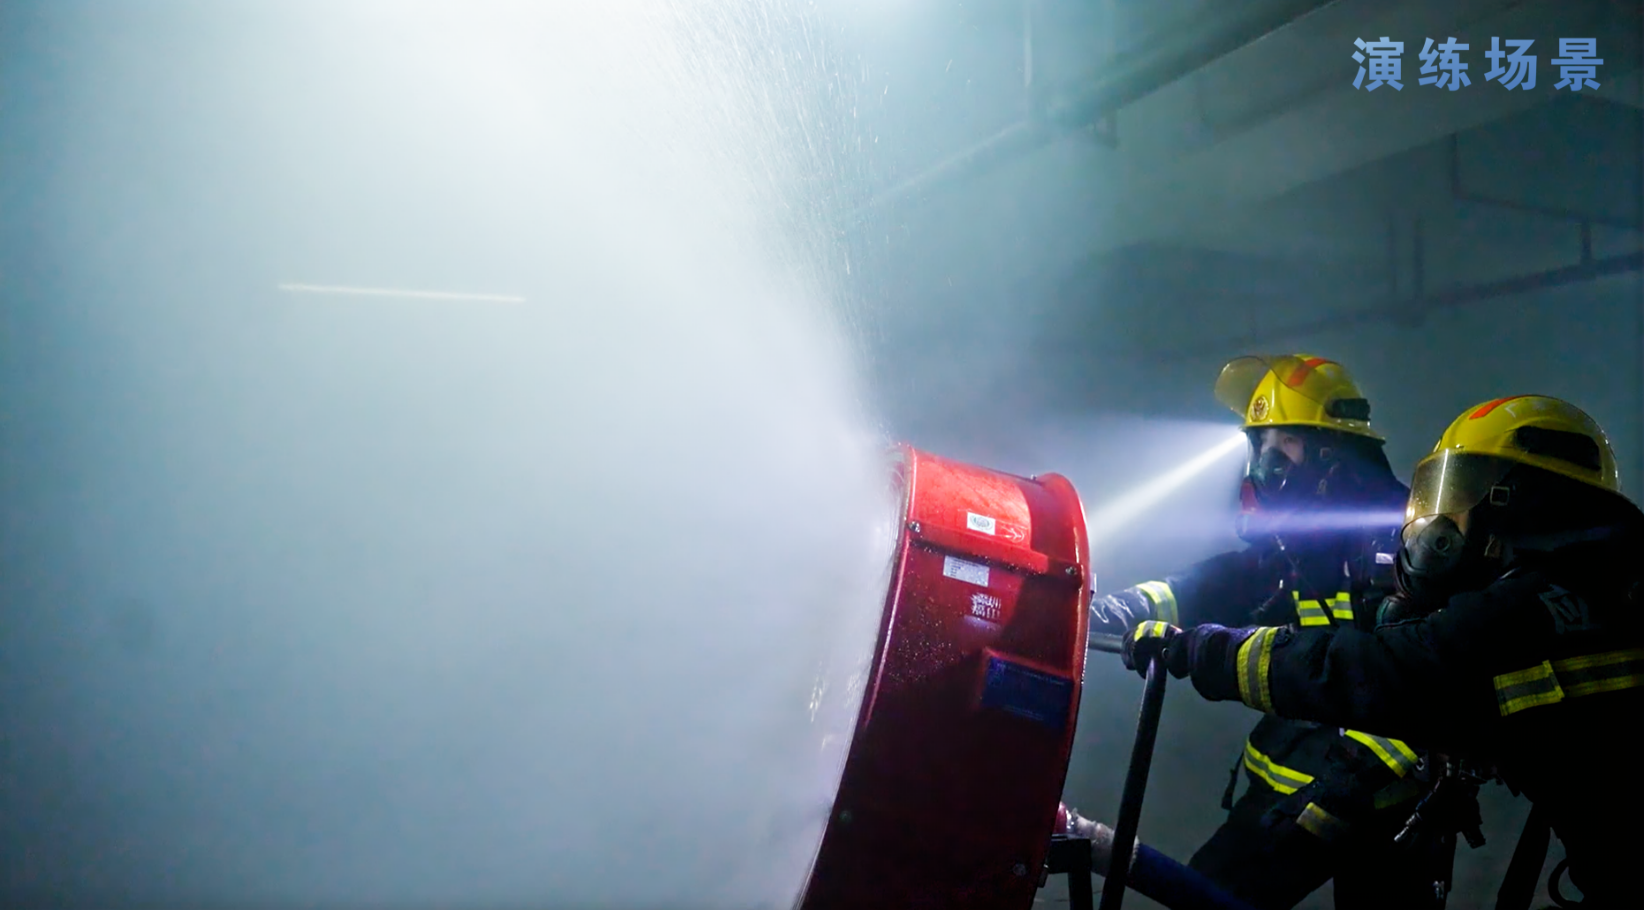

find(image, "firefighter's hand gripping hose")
[1119,622,1184,676]
[1108,622,1250,703]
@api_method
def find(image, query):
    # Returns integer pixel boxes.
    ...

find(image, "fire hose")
[1089,632,1163,910]
[1078,634,1258,910]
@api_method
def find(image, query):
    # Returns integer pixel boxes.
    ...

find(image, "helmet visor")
[1214,355,1329,415]
[1405,451,1517,527]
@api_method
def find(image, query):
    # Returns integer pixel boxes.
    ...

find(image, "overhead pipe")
[1449,133,1643,232]
[849,0,1345,220]
[1146,248,1644,361]
[1130,121,1644,359]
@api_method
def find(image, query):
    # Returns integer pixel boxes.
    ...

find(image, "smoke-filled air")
[2,2,899,908]
[13,2,1628,909]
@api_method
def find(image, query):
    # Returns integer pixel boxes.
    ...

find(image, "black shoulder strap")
[1494,804,1551,910]
[1351,530,1401,629]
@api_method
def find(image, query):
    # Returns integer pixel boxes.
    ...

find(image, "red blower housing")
[799,444,1091,910]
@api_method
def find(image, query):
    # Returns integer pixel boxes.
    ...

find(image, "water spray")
[276,283,527,304]
[5,5,1271,910]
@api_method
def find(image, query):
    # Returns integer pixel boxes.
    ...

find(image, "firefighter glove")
[1121,621,1186,677]
[1122,622,1257,703]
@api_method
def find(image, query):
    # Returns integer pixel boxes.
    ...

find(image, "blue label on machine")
[979,656,1073,731]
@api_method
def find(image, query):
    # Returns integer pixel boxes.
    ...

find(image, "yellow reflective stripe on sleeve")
[1552,648,1644,698]
[1343,730,1420,778]
[1242,740,1315,794]
[1328,591,1354,623]
[1296,802,1350,842]
[1373,777,1427,810]
[1494,661,1565,716]
[1135,581,1179,625]
[1494,648,1644,716]
[1236,627,1278,713]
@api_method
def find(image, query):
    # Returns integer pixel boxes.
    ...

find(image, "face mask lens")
[1250,446,1296,500]
[1398,514,1469,582]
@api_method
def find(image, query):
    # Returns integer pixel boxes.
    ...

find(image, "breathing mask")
[1395,513,1501,605]
[1235,431,1334,543]
[1393,451,1516,603]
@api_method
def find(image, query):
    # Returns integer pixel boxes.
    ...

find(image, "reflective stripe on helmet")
[1469,396,1526,420]
[1237,627,1278,713]
[1343,730,1420,777]
[1495,648,1644,716]
[1284,357,1331,390]
[1242,739,1315,794]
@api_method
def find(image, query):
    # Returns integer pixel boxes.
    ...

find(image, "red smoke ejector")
[798,445,1092,910]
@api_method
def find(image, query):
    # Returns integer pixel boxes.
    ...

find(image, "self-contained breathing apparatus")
[1379,400,1644,910]
[1238,472,1487,910]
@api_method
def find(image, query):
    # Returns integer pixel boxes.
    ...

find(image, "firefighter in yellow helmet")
[1085,355,1442,910]
[1123,395,1644,909]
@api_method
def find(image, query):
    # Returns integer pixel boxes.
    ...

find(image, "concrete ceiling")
[840,0,1643,361]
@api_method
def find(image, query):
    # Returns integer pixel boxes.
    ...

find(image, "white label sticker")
[966,512,997,535]
[971,592,1003,622]
[943,555,990,587]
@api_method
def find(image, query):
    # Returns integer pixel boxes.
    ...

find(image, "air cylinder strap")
[1494,804,1550,910]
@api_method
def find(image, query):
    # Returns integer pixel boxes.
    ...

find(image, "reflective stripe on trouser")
[1296,802,1351,842]
[1242,739,1314,794]
[1292,589,1353,627]
[1236,627,1280,712]
[1135,580,1179,625]
[1343,730,1419,777]
[1494,648,1644,716]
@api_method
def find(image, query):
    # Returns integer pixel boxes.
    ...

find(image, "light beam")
[1087,431,1247,547]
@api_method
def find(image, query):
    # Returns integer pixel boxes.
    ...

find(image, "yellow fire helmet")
[1213,354,1383,441]
[1406,395,1623,526]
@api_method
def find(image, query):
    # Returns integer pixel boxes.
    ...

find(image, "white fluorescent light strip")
[1087,431,1248,546]
[278,283,525,304]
